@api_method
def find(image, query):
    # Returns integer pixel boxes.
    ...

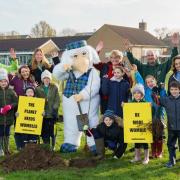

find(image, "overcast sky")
[0,0,179,35]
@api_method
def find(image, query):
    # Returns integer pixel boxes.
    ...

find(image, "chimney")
[139,20,147,31]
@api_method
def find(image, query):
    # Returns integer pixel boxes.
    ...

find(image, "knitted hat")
[41,70,52,81]
[132,84,145,96]
[103,110,116,121]
[0,68,9,82]
[24,86,35,94]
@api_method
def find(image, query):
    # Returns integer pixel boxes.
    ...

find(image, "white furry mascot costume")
[53,40,100,152]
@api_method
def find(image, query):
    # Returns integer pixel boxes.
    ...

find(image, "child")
[16,86,38,148]
[130,84,149,164]
[36,70,60,150]
[145,75,166,158]
[87,110,127,159]
[160,81,180,168]
[94,49,132,114]
[101,66,130,118]
[0,68,18,156]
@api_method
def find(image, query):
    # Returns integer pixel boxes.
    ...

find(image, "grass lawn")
[0,122,180,180]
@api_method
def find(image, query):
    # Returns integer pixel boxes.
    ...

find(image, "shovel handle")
[77,102,83,115]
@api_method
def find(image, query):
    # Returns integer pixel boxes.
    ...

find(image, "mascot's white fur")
[53,41,100,152]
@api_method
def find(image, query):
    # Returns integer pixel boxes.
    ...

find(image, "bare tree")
[0,31,20,39]
[154,27,170,39]
[59,28,77,36]
[9,31,20,36]
[31,21,56,38]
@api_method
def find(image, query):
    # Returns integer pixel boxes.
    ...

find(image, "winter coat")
[10,76,35,96]
[94,62,132,98]
[135,71,166,119]
[35,83,60,119]
[127,47,178,85]
[145,86,166,119]
[131,71,144,88]
[30,57,60,85]
[0,58,19,73]
[101,77,130,117]
[93,121,124,144]
[0,87,18,125]
[160,95,180,130]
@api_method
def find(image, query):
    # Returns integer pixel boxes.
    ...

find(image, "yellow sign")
[15,96,45,135]
[123,102,153,143]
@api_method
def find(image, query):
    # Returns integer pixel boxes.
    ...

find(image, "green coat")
[127,47,178,84]
[0,87,18,125]
[0,58,19,73]
[35,83,60,119]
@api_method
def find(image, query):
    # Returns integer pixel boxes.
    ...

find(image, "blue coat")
[101,78,130,117]
[135,71,167,119]
[160,95,180,130]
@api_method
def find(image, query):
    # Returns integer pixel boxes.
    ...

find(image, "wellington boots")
[142,149,149,164]
[156,140,163,158]
[151,142,157,158]
[130,148,141,163]
[0,137,4,157]
[3,136,10,156]
[93,138,105,160]
[51,136,56,151]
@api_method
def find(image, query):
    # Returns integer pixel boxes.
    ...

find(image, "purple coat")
[10,76,34,96]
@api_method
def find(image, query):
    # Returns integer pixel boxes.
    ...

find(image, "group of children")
[90,49,180,168]
[0,47,179,169]
[0,68,60,155]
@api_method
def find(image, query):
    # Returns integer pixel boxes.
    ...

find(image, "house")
[0,22,169,65]
[162,34,180,53]
[0,34,31,39]
[87,22,168,62]
[0,35,91,65]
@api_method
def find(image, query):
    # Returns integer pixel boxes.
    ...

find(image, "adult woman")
[10,65,36,96]
[30,49,60,85]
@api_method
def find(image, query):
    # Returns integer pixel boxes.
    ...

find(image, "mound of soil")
[1,144,68,172]
[0,144,97,172]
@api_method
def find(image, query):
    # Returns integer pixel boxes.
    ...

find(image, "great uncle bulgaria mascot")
[53,40,100,153]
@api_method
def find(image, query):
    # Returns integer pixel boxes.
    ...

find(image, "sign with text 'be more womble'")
[15,96,45,135]
[123,102,153,143]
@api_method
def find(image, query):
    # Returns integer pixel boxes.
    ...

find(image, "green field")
[0,122,180,180]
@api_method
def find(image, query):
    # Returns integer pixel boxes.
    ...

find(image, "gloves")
[83,125,93,137]
[0,108,4,114]
[0,105,13,115]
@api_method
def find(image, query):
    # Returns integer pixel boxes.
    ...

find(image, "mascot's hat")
[66,40,87,50]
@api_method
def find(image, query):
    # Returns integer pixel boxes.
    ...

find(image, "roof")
[0,35,91,52]
[0,35,31,39]
[105,24,167,47]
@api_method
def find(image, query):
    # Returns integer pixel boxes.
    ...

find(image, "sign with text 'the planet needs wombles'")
[15,96,45,135]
